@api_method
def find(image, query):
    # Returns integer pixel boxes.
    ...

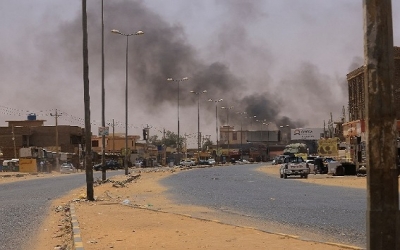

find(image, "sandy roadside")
[28,165,366,250]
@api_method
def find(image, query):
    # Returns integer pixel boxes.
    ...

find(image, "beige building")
[91,133,140,154]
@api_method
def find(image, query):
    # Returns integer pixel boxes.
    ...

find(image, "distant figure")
[39,161,44,172]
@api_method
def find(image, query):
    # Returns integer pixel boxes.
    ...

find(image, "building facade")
[347,46,400,121]
[344,46,400,164]
[0,117,83,160]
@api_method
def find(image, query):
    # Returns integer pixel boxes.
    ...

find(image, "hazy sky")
[0,1,399,147]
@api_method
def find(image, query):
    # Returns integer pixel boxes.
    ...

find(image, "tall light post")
[263,122,271,159]
[221,106,234,159]
[237,111,247,160]
[167,77,188,165]
[279,125,290,144]
[190,90,207,160]
[248,115,257,130]
[100,0,106,181]
[208,98,223,162]
[111,29,144,175]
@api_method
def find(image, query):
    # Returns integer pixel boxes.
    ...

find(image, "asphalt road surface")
[161,163,367,248]
[0,170,121,250]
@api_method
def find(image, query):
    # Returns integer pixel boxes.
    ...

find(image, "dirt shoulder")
[29,166,366,250]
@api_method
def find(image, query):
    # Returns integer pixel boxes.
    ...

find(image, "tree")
[202,138,213,151]
[148,130,184,149]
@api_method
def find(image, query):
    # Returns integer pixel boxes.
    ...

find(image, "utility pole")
[237,111,246,161]
[112,119,115,153]
[82,0,94,201]
[50,109,61,172]
[107,119,116,153]
[11,125,17,159]
[364,1,398,249]
[100,0,106,181]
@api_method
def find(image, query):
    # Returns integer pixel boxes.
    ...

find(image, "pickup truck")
[279,156,310,179]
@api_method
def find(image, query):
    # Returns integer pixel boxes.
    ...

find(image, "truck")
[317,137,356,175]
[279,156,310,179]
[283,143,308,160]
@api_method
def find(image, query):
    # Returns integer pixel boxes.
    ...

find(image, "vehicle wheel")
[304,174,308,179]
[283,174,287,179]
[280,173,283,178]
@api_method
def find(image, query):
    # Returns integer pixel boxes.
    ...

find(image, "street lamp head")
[202,90,207,93]
[135,30,144,35]
[167,77,188,82]
[190,90,195,93]
[111,29,121,34]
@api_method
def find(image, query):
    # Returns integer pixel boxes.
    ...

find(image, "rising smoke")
[30,0,349,131]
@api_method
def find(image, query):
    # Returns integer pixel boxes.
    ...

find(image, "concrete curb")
[70,204,84,250]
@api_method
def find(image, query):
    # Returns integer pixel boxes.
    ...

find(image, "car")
[305,160,315,171]
[237,159,250,164]
[93,160,121,171]
[198,159,210,165]
[60,163,76,174]
[207,158,216,165]
[180,159,195,167]
[135,160,143,167]
[279,156,310,179]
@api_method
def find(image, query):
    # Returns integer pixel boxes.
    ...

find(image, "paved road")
[161,163,367,248]
[0,171,121,250]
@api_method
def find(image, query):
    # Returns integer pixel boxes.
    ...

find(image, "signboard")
[291,128,324,140]
[318,137,339,156]
[98,126,109,136]
[19,158,37,173]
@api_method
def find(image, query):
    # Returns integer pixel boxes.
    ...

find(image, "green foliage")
[148,130,184,148]
[283,143,307,154]
[202,138,214,151]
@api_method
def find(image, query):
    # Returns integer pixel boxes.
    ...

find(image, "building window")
[233,132,237,141]
[92,140,99,147]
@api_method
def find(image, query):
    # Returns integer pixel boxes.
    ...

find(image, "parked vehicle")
[279,156,310,179]
[237,159,250,164]
[180,159,195,167]
[273,155,289,165]
[199,159,210,165]
[60,163,76,174]
[306,160,315,172]
[313,157,328,174]
[207,158,216,165]
[93,160,121,171]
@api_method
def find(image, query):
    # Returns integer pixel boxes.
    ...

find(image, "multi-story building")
[0,114,83,160]
[91,133,140,154]
[347,46,400,122]
[343,46,400,163]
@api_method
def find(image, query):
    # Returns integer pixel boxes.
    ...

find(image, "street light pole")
[221,106,234,160]
[190,90,207,160]
[237,111,247,161]
[101,0,106,181]
[263,122,270,159]
[208,98,223,162]
[168,77,189,165]
[279,125,290,144]
[111,29,144,175]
